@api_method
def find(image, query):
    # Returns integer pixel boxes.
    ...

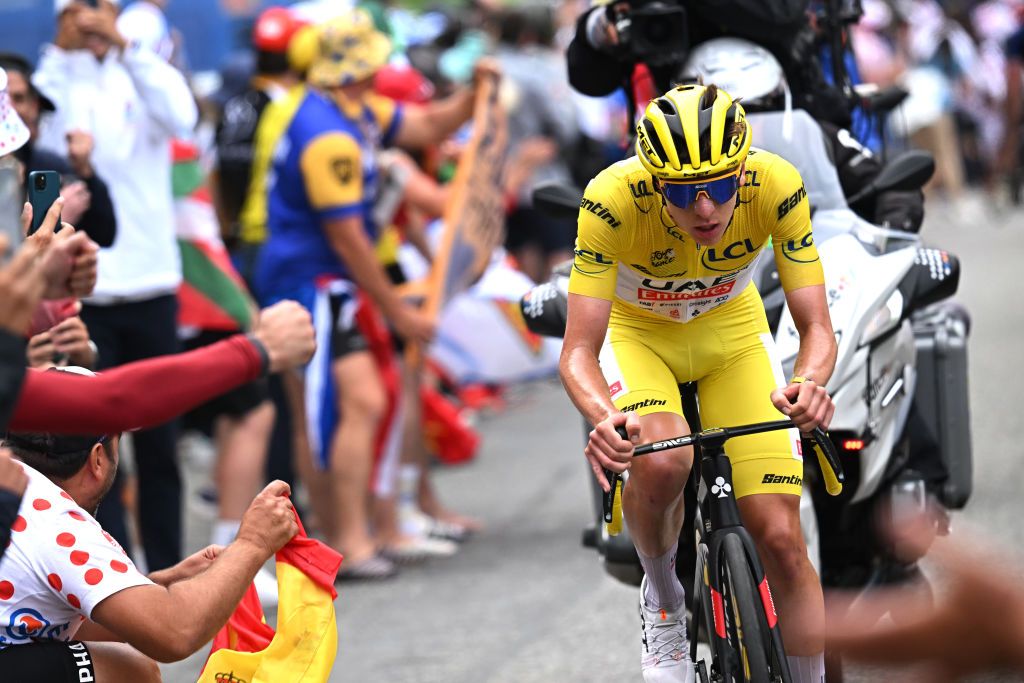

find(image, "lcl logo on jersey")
[700,238,759,272]
[573,249,614,275]
[781,232,819,263]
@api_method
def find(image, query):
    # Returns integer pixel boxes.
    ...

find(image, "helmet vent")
[642,119,670,165]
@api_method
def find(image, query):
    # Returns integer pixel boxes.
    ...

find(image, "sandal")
[335,555,398,582]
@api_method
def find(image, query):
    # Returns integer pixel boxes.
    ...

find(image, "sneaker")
[639,576,695,683]
[254,566,279,608]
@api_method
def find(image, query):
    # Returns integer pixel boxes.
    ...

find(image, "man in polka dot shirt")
[0,407,299,681]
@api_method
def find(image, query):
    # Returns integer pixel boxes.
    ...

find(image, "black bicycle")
[604,398,844,683]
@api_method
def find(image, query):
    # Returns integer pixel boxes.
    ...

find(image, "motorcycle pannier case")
[913,311,972,509]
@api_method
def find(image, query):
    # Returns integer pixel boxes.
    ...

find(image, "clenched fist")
[252,301,316,372]
[236,481,299,558]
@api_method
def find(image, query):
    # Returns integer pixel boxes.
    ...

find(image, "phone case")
[28,170,61,235]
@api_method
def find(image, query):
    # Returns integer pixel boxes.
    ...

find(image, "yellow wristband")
[791,375,810,384]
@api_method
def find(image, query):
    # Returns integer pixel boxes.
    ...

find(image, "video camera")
[609,0,689,67]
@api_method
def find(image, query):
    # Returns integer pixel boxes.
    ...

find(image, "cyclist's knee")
[751,518,808,579]
[628,449,692,508]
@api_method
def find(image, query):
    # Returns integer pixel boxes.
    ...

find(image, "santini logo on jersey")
[777,185,807,220]
[620,398,667,413]
[580,197,621,228]
[761,473,803,486]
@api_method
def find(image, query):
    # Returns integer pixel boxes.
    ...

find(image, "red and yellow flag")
[198,515,343,683]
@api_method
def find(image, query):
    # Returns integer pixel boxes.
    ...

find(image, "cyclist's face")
[660,164,745,247]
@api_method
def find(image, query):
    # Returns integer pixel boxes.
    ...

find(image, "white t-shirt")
[0,463,152,647]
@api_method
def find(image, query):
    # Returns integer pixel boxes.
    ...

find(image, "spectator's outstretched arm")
[395,58,501,149]
[90,481,298,662]
[8,301,314,434]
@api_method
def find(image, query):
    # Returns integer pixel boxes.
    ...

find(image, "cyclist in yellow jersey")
[560,84,836,683]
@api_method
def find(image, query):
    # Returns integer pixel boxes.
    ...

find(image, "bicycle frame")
[611,385,844,682]
[690,432,790,682]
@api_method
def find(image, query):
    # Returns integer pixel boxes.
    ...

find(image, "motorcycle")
[520,108,973,610]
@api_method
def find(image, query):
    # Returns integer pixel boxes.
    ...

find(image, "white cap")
[0,68,30,158]
[55,0,121,15]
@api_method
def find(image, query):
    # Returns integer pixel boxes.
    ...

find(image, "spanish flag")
[197,515,343,683]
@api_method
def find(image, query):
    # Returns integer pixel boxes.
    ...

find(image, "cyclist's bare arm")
[770,284,837,431]
[559,292,638,490]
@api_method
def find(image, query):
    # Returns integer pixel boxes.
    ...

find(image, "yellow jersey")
[569,148,824,324]
[238,83,307,245]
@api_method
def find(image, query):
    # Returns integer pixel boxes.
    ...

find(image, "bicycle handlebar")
[631,420,845,495]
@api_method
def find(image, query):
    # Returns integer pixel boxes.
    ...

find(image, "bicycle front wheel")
[721,534,771,683]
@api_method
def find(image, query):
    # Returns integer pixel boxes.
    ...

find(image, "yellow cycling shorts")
[600,286,804,498]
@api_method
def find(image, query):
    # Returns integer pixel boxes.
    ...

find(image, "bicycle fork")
[696,447,791,682]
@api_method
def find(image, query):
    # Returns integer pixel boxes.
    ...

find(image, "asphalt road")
[162,193,1024,683]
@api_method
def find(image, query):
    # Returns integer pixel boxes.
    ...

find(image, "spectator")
[33,0,199,571]
[255,8,497,578]
[0,53,116,249]
[26,310,96,370]
[493,5,579,283]
[115,0,179,68]
[827,514,1024,681]
[0,451,27,562]
[214,6,306,258]
[997,12,1024,180]
[0,417,298,680]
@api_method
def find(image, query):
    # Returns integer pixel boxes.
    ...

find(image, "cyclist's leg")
[697,312,824,681]
[603,325,692,608]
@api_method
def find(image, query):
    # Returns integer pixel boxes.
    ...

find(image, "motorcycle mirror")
[532,183,583,221]
[873,150,936,194]
[847,150,935,207]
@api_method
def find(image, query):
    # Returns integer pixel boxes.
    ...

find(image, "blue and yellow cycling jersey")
[255,89,403,302]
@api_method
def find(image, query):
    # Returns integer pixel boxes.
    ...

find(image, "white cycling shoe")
[640,576,695,683]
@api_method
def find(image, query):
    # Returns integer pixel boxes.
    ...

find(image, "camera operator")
[567,0,850,127]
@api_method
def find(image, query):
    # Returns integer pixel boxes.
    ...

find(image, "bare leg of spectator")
[88,641,162,682]
[281,370,334,541]
[211,401,275,540]
[329,351,386,565]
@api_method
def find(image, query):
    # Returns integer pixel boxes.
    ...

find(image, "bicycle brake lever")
[809,426,845,496]
[600,426,632,523]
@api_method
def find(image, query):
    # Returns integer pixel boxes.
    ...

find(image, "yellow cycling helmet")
[635,84,751,182]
